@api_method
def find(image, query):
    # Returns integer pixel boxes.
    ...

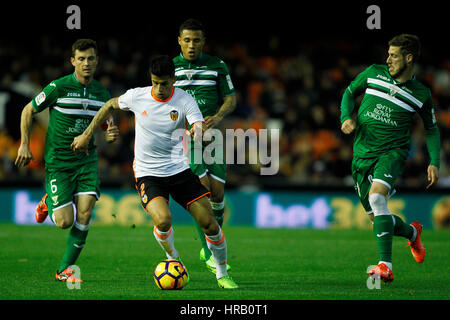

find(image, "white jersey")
[117,86,204,177]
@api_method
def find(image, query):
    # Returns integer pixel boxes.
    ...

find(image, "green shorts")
[45,162,100,220]
[188,140,226,183]
[351,149,408,214]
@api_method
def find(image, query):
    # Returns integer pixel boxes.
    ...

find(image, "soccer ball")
[153,259,189,290]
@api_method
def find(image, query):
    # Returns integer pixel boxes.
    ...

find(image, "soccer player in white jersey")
[71,55,238,289]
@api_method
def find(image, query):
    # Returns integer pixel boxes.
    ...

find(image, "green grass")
[0,224,449,300]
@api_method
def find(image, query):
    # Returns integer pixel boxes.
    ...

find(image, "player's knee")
[209,181,224,203]
[155,218,172,233]
[210,191,224,203]
[76,209,92,225]
[55,215,74,229]
[368,193,390,216]
[369,193,384,207]
[369,182,389,197]
[202,216,219,235]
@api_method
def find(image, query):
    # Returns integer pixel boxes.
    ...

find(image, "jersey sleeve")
[31,81,59,112]
[340,65,373,123]
[418,93,441,168]
[185,94,204,125]
[117,88,134,112]
[217,59,235,98]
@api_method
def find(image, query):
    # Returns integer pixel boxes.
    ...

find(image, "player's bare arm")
[71,97,118,153]
[341,119,356,135]
[426,165,439,189]
[204,95,237,128]
[15,102,36,167]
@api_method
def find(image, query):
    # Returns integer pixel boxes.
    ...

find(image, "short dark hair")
[71,39,98,57]
[179,18,205,36]
[150,55,175,77]
[388,34,421,63]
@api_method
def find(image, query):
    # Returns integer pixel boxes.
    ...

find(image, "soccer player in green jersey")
[15,39,119,282]
[173,19,236,274]
[340,34,440,282]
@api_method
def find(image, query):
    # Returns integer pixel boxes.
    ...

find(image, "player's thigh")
[53,204,75,229]
[170,169,212,229]
[170,169,210,208]
[201,162,226,202]
[146,198,172,231]
[351,157,375,214]
[136,176,171,230]
[45,167,76,223]
[72,163,99,224]
[199,174,211,191]
[207,172,225,202]
[189,196,219,235]
[74,194,97,225]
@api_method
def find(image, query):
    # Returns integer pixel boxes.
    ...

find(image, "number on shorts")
[50,179,58,194]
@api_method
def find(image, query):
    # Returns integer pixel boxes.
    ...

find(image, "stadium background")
[0,2,449,230]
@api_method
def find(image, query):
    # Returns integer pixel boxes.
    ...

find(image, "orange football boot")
[55,267,82,283]
[35,193,49,223]
[407,221,425,263]
[368,262,394,283]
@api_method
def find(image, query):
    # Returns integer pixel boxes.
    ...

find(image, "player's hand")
[14,143,34,167]
[426,165,439,189]
[106,124,119,143]
[189,122,204,145]
[71,133,90,155]
[341,119,356,134]
[204,115,223,128]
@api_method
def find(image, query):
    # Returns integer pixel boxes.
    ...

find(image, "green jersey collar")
[72,72,94,87]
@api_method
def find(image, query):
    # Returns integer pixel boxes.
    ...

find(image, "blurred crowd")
[1,34,449,190]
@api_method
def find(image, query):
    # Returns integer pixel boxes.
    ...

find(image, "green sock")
[392,214,414,240]
[57,222,89,273]
[373,215,394,263]
[194,223,212,260]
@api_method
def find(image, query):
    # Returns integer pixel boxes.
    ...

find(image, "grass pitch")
[0,224,449,300]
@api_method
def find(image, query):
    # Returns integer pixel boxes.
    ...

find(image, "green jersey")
[31,73,110,169]
[340,64,440,168]
[173,53,235,117]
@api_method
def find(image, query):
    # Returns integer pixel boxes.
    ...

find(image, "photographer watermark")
[366,265,381,290]
[366,5,381,30]
[173,128,280,176]
[66,265,82,290]
[66,5,81,30]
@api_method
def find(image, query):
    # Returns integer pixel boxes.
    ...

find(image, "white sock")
[153,226,179,259]
[368,193,390,216]
[210,201,225,211]
[205,227,227,279]
[379,261,393,271]
[74,220,89,231]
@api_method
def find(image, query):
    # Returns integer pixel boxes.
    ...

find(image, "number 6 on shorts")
[50,179,58,194]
